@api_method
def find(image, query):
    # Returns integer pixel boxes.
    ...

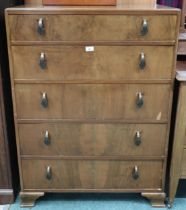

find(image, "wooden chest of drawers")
[169,71,186,207]
[5,1,180,207]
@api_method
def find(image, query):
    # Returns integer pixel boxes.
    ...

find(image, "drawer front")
[15,84,171,120]
[8,15,177,41]
[12,46,174,80]
[21,159,163,190]
[18,123,167,156]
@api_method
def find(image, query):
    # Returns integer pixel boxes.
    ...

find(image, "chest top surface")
[5,2,180,14]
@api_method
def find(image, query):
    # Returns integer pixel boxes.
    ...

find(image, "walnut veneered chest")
[5,1,180,207]
[169,71,186,207]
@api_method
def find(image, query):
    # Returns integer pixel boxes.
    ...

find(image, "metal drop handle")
[134,131,142,146]
[132,166,140,180]
[44,130,51,145]
[140,19,148,36]
[37,18,45,36]
[39,52,47,70]
[41,92,48,108]
[139,52,146,70]
[46,166,52,180]
[136,92,144,108]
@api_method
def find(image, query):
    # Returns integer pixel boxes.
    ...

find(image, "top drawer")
[8,15,177,42]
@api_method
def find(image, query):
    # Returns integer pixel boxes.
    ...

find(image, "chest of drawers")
[5,2,180,207]
[169,71,186,207]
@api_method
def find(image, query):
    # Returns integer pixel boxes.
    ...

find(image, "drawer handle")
[134,131,142,146]
[46,166,52,180]
[139,52,146,70]
[44,130,51,145]
[41,92,48,108]
[37,18,45,36]
[132,166,140,180]
[39,53,47,70]
[141,19,148,36]
[136,92,144,108]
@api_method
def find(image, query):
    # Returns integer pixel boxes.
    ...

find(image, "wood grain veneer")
[21,159,163,190]
[15,84,171,120]
[8,15,177,42]
[12,46,175,81]
[169,78,186,206]
[181,149,186,176]
[18,123,167,157]
[5,2,180,207]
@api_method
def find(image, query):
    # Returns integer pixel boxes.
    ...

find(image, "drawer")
[15,84,171,120]
[8,15,177,42]
[21,159,163,190]
[18,123,167,156]
[12,46,174,80]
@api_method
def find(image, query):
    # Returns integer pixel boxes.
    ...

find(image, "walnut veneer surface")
[169,71,186,207]
[5,1,180,207]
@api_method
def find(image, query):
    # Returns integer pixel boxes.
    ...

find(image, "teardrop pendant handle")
[134,131,142,146]
[140,19,148,36]
[136,92,144,108]
[46,166,52,180]
[132,166,140,180]
[41,92,48,108]
[39,52,47,70]
[44,130,51,145]
[139,52,146,70]
[37,18,45,36]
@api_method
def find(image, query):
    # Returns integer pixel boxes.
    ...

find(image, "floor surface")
[1,181,186,210]
[6,193,186,210]
[0,205,10,210]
